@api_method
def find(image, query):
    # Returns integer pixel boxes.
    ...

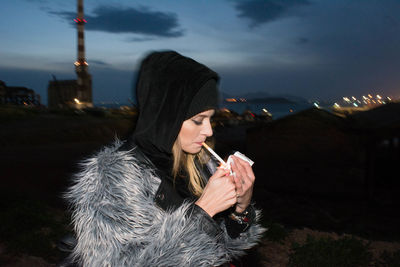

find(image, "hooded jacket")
[65,51,266,266]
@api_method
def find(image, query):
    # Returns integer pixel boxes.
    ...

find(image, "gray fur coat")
[66,141,266,266]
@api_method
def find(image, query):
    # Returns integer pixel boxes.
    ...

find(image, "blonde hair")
[171,139,211,197]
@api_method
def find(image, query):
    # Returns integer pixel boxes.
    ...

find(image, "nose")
[201,119,213,137]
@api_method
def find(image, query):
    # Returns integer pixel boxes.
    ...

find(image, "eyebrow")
[194,115,207,118]
[194,112,215,119]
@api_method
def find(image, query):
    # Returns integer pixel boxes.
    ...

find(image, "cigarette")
[202,142,227,166]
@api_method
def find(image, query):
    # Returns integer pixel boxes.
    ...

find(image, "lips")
[195,140,205,146]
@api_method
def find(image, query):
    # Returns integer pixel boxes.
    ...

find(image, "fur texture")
[65,141,266,266]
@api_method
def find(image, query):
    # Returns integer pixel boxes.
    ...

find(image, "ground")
[1,106,399,266]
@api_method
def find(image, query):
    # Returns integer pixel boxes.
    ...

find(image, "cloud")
[233,0,311,27]
[51,5,184,38]
[295,37,309,44]
[24,0,48,3]
[129,36,157,42]
[89,60,110,66]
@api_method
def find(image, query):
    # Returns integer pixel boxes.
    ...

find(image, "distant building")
[47,76,92,109]
[47,0,92,109]
[0,80,41,106]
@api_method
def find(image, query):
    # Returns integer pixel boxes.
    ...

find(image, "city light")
[74,61,89,66]
[74,18,87,23]
[262,108,272,116]
[338,93,396,110]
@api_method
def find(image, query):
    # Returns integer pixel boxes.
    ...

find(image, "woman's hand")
[195,168,237,217]
[230,155,255,214]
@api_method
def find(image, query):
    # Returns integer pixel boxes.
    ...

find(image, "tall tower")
[74,0,92,105]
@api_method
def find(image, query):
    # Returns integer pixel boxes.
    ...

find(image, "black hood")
[131,51,219,171]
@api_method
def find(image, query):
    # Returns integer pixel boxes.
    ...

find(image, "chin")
[184,146,202,154]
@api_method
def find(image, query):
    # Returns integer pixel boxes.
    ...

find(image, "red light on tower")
[74,18,87,23]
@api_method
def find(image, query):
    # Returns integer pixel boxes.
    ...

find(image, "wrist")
[195,200,215,217]
[228,209,251,230]
[235,204,247,214]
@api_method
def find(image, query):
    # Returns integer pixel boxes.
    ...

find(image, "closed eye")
[191,119,203,125]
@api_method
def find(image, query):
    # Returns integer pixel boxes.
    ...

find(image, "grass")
[0,105,137,147]
[262,220,289,243]
[1,104,399,266]
[1,193,399,266]
[0,104,45,121]
[0,193,71,263]
[377,250,400,267]
[0,104,138,122]
[288,235,372,267]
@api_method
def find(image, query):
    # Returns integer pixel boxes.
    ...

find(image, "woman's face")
[178,109,215,154]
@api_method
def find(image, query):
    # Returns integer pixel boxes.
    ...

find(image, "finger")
[231,163,248,194]
[232,156,248,183]
[212,167,230,179]
[234,156,255,184]
[230,163,242,190]
[232,155,249,170]
[227,184,238,200]
[224,176,237,190]
[232,172,243,193]
[240,159,255,183]
[230,157,244,180]
[230,195,238,206]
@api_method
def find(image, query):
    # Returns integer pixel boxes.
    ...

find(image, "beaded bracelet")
[229,209,250,230]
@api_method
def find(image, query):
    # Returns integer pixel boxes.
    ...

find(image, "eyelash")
[192,119,203,125]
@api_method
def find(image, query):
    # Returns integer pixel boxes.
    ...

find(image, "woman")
[66,51,265,266]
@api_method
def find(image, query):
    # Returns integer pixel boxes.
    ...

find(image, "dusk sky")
[1,0,400,105]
